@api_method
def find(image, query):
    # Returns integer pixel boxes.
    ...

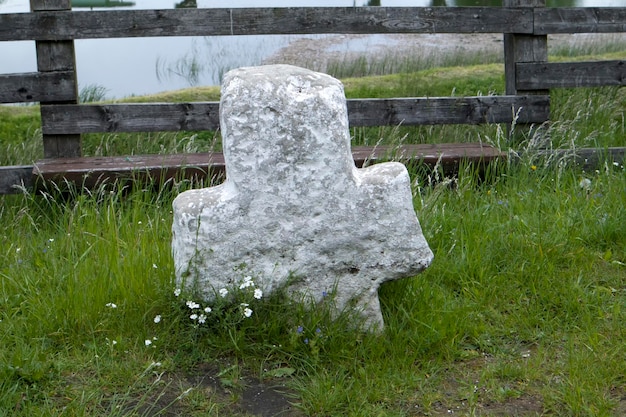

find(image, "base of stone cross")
[172,64,433,331]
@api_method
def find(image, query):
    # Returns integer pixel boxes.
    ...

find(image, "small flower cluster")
[186,300,212,324]
[295,324,323,345]
[238,275,264,300]
[145,336,158,347]
[173,275,264,328]
[292,323,325,359]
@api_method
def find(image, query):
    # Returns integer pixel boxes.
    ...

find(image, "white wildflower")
[153,315,161,324]
[174,288,181,297]
[190,314,198,320]
[198,314,207,324]
[186,300,200,309]
[219,288,228,298]
[254,288,263,300]
[105,303,117,309]
[243,307,253,318]
[144,339,152,346]
[152,263,158,269]
[579,178,592,191]
[204,306,212,313]
[239,275,255,289]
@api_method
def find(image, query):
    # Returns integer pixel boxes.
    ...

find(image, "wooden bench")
[31,143,506,190]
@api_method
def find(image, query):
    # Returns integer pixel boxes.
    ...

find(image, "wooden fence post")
[31,0,81,158]
[503,0,548,144]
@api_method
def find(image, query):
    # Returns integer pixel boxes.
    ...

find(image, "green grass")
[1,41,626,416]
[1,157,625,416]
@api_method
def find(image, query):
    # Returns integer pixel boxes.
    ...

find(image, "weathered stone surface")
[172,64,433,330]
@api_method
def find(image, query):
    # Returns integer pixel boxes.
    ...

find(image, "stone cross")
[172,64,433,330]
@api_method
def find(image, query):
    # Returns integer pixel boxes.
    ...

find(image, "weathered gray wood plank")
[31,143,506,190]
[17,146,625,194]
[41,102,221,133]
[527,147,626,171]
[516,60,626,89]
[0,7,533,41]
[40,95,550,134]
[503,0,548,143]
[0,71,77,103]
[564,147,625,171]
[32,0,81,159]
[0,165,34,194]
[33,153,225,190]
[347,95,549,126]
[34,41,76,72]
[503,0,547,96]
[534,8,626,34]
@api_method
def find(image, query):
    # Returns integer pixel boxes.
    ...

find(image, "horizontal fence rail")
[0,4,625,194]
[0,7,534,41]
[534,8,626,34]
[516,61,626,89]
[0,72,76,103]
[38,96,550,134]
[2,7,626,41]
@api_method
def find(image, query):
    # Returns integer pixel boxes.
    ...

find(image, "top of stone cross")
[220,65,356,196]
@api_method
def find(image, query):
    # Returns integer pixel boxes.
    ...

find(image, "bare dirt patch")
[240,378,303,417]
[135,362,305,417]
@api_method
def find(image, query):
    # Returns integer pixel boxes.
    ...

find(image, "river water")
[0,0,623,99]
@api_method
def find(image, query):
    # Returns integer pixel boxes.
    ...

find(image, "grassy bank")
[1,44,626,416]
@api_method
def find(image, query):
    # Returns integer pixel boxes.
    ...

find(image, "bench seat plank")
[33,143,506,189]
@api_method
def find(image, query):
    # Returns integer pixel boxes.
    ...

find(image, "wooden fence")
[0,0,625,194]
